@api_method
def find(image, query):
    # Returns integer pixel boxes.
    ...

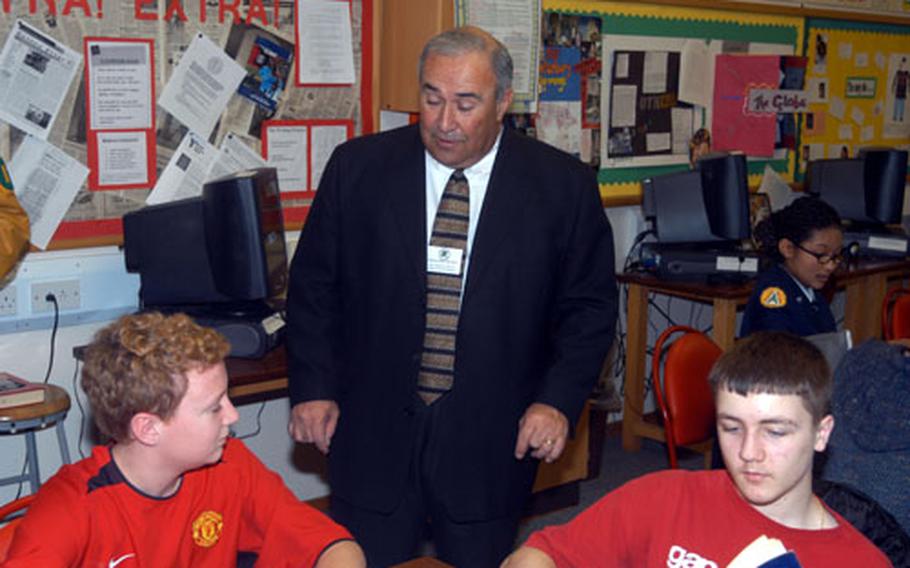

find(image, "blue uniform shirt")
[740,263,837,337]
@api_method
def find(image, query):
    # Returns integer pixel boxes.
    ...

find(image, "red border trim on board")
[262,118,354,197]
[282,205,310,225]
[53,218,123,240]
[83,37,157,191]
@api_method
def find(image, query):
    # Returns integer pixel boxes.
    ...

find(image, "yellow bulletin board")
[545,1,806,204]
[801,19,910,180]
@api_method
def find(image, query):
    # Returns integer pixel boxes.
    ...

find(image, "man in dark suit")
[286,26,617,567]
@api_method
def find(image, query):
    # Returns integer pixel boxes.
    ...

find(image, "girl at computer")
[740,196,843,337]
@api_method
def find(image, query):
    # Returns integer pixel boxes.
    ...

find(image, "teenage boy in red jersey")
[3,312,365,568]
[501,331,890,568]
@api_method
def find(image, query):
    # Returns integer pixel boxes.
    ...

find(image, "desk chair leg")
[55,422,71,465]
[24,431,40,495]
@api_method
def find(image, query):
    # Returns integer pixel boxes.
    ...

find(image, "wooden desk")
[224,346,590,496]
[225,345,288,404]
[617,258,910,452]
[838,258,910,342]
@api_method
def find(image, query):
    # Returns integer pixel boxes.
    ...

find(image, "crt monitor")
[696,152,751,241]
[123,167,288,313]
[642,152,750,244]
[807,148,908,226]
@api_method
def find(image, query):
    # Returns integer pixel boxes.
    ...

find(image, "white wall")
[0,243,331,505]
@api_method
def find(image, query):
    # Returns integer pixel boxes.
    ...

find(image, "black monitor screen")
[696,153,750,241]
[203,168,288,302]
[808,149,908,226]
[124,167,288,310]
[859,148,908,225]
[642,153,750,244]
[642,170,716,243]
[807,158,867,222]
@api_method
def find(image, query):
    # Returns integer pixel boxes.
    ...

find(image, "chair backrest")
[883,288,910,340]
[0,495,34,561]
[652,325,723,468]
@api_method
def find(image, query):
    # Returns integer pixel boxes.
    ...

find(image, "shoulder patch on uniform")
[759,287,787,308]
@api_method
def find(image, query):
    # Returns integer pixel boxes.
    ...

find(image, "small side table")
[0,385,72,495]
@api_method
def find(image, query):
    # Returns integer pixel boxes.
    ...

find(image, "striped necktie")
[417,169,469,404]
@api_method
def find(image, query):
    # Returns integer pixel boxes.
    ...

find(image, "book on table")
[0,372,45,409]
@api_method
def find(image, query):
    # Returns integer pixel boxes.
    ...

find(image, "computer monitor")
[123,167,288,314]
[642,153,750,244]
[696,152,751,241]
[859,148,908,225]
[807,148,908,227]
[642,170,716,243]
[805,158,866,222]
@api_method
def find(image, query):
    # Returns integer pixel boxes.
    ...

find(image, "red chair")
[882,288,910,340]
[0,494,35,561]
[651,325,723,469]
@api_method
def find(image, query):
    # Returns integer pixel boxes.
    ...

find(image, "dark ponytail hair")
[754,196,841,262]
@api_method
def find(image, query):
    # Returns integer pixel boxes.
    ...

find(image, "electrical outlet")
[31,280,81,313]
[0,285,16,317]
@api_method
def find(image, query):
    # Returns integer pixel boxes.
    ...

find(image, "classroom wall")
[0,206,636,505]
[2,1,906,505]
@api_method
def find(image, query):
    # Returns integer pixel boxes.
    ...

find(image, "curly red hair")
[82,312,230,442]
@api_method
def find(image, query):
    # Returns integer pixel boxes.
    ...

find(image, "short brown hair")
[82,312,230,442]
[708,331,832,423]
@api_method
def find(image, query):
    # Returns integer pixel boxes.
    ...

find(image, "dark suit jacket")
[740,263,836,338]
[286,125,617,522]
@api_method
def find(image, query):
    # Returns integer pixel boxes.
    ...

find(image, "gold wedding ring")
[544,438,555,446]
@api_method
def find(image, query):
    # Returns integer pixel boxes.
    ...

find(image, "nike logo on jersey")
[108,553,136,567]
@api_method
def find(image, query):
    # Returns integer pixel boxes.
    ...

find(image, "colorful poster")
[238,36,293,112]
[539,46,581,101]
[712,54,780,156]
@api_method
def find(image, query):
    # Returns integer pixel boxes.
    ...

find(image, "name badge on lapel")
[427,245,464,275]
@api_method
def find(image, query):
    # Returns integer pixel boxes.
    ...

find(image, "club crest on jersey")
[192,510,223,547]
[759,287,787,308]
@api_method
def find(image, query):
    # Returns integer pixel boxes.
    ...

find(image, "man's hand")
[514,402,569,463]
[500,546,557,568]
[288,400,339,454]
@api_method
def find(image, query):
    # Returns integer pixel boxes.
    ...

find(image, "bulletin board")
[0,0,373,249]
[800,18,910,179]
[545,0,805,203]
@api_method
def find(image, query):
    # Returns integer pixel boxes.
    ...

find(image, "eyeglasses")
[795,243,844,266]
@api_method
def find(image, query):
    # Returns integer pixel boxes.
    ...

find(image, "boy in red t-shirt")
[502,331,890,568]
[3,312,365,568]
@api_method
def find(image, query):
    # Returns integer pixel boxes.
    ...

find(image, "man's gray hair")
[418,27,513,102]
